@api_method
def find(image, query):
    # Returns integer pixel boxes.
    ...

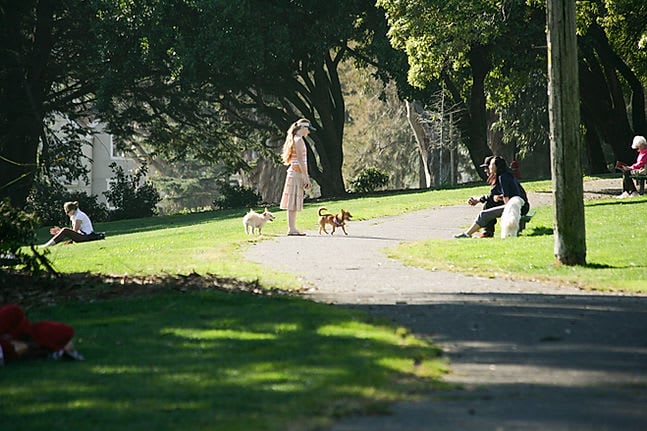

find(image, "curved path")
[245,181,647,430]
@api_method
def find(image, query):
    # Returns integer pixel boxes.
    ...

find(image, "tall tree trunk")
[442,44,493,181]
[299,53,347,198]
[0,0,53,208]
[578,27,635,167]
[581,115,609,173]
[588,23,646,136]
[547,0,586,266]
[406,100,432,188]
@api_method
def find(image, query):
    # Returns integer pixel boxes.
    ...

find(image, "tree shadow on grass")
[524,226,553,237]
[0,288,445,431]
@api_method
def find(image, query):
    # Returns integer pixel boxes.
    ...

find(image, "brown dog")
[318,207,352,235]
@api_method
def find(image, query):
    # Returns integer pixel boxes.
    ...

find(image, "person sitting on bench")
[616,135,647,199]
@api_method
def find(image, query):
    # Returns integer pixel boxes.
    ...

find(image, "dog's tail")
[318,207,328,216]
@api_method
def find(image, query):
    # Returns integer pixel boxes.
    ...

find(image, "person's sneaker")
[630,191,640,198]
[454,232,471,238]
[64,349,85,361]
[49,350,65,360]
[616,191,630,199]
[479,232,494,238]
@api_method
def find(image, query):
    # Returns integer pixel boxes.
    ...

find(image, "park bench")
[630,173,647,195]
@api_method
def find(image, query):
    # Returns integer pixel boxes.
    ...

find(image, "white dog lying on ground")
[500,196,525,238]
[242,208,275,235]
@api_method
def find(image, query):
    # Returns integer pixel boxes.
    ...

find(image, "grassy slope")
[387,198,647,293]
[39,177,646,294]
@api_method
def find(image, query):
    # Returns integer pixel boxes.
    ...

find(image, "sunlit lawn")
[35,184,499,288]
[386,187,647,294]
[35,176,646,294]
[13,188,477,431]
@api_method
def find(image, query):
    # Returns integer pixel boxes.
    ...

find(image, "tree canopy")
[92,0,406,197]
[377,0,647,176]
[1,0,646,209]
[1,0,406,206]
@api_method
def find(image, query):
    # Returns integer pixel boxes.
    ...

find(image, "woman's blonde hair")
[281,118,311,165]
[63,201,79,213]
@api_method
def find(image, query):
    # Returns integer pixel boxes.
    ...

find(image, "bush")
[0,199,50,275]
[213,182,261,210]
[104,162,161,220]
[26,181,109,227]
[349,167,389,193]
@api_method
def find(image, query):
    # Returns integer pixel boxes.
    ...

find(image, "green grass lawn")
[6,176,645,430]
[8,190,466,431]
[34,186,492,288]
[36,176,646,294]
[386,182,647,294]
[1,292,446,431]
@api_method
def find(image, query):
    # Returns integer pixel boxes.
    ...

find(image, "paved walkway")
[245,180,647,430]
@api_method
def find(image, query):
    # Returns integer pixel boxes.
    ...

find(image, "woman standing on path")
[280,118,316,236]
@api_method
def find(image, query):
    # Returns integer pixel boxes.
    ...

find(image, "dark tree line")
[1,0,646,209]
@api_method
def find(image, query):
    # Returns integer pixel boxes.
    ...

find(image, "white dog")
[500,196,525,238]
[242,208,275,235]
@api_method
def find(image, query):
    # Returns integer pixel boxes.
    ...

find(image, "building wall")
[90,131,139,207]
[60,120,140,207]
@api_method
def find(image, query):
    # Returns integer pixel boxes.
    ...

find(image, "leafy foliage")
[348,167,389,193]
[104,162,161,220]
[0,199,49,275]
[91,0,406,197]
[26,180,109,227]
[341,62,420,189]
[213,182,261,210]
[0,0,105,205]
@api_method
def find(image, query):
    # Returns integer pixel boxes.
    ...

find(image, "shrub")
[213,182,261,210]
[0,199,50,275]
[104,162,161,220]
[26,181,109,227]
[349,167,389,193]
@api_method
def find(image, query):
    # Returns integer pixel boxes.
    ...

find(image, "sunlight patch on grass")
[161,327,278,341]
[318,321,430,348]
[91,365,153,375]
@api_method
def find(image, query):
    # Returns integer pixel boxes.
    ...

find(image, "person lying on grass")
[0,304,84,365]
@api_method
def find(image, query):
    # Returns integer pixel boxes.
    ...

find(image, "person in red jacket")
[0,304,84,365]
